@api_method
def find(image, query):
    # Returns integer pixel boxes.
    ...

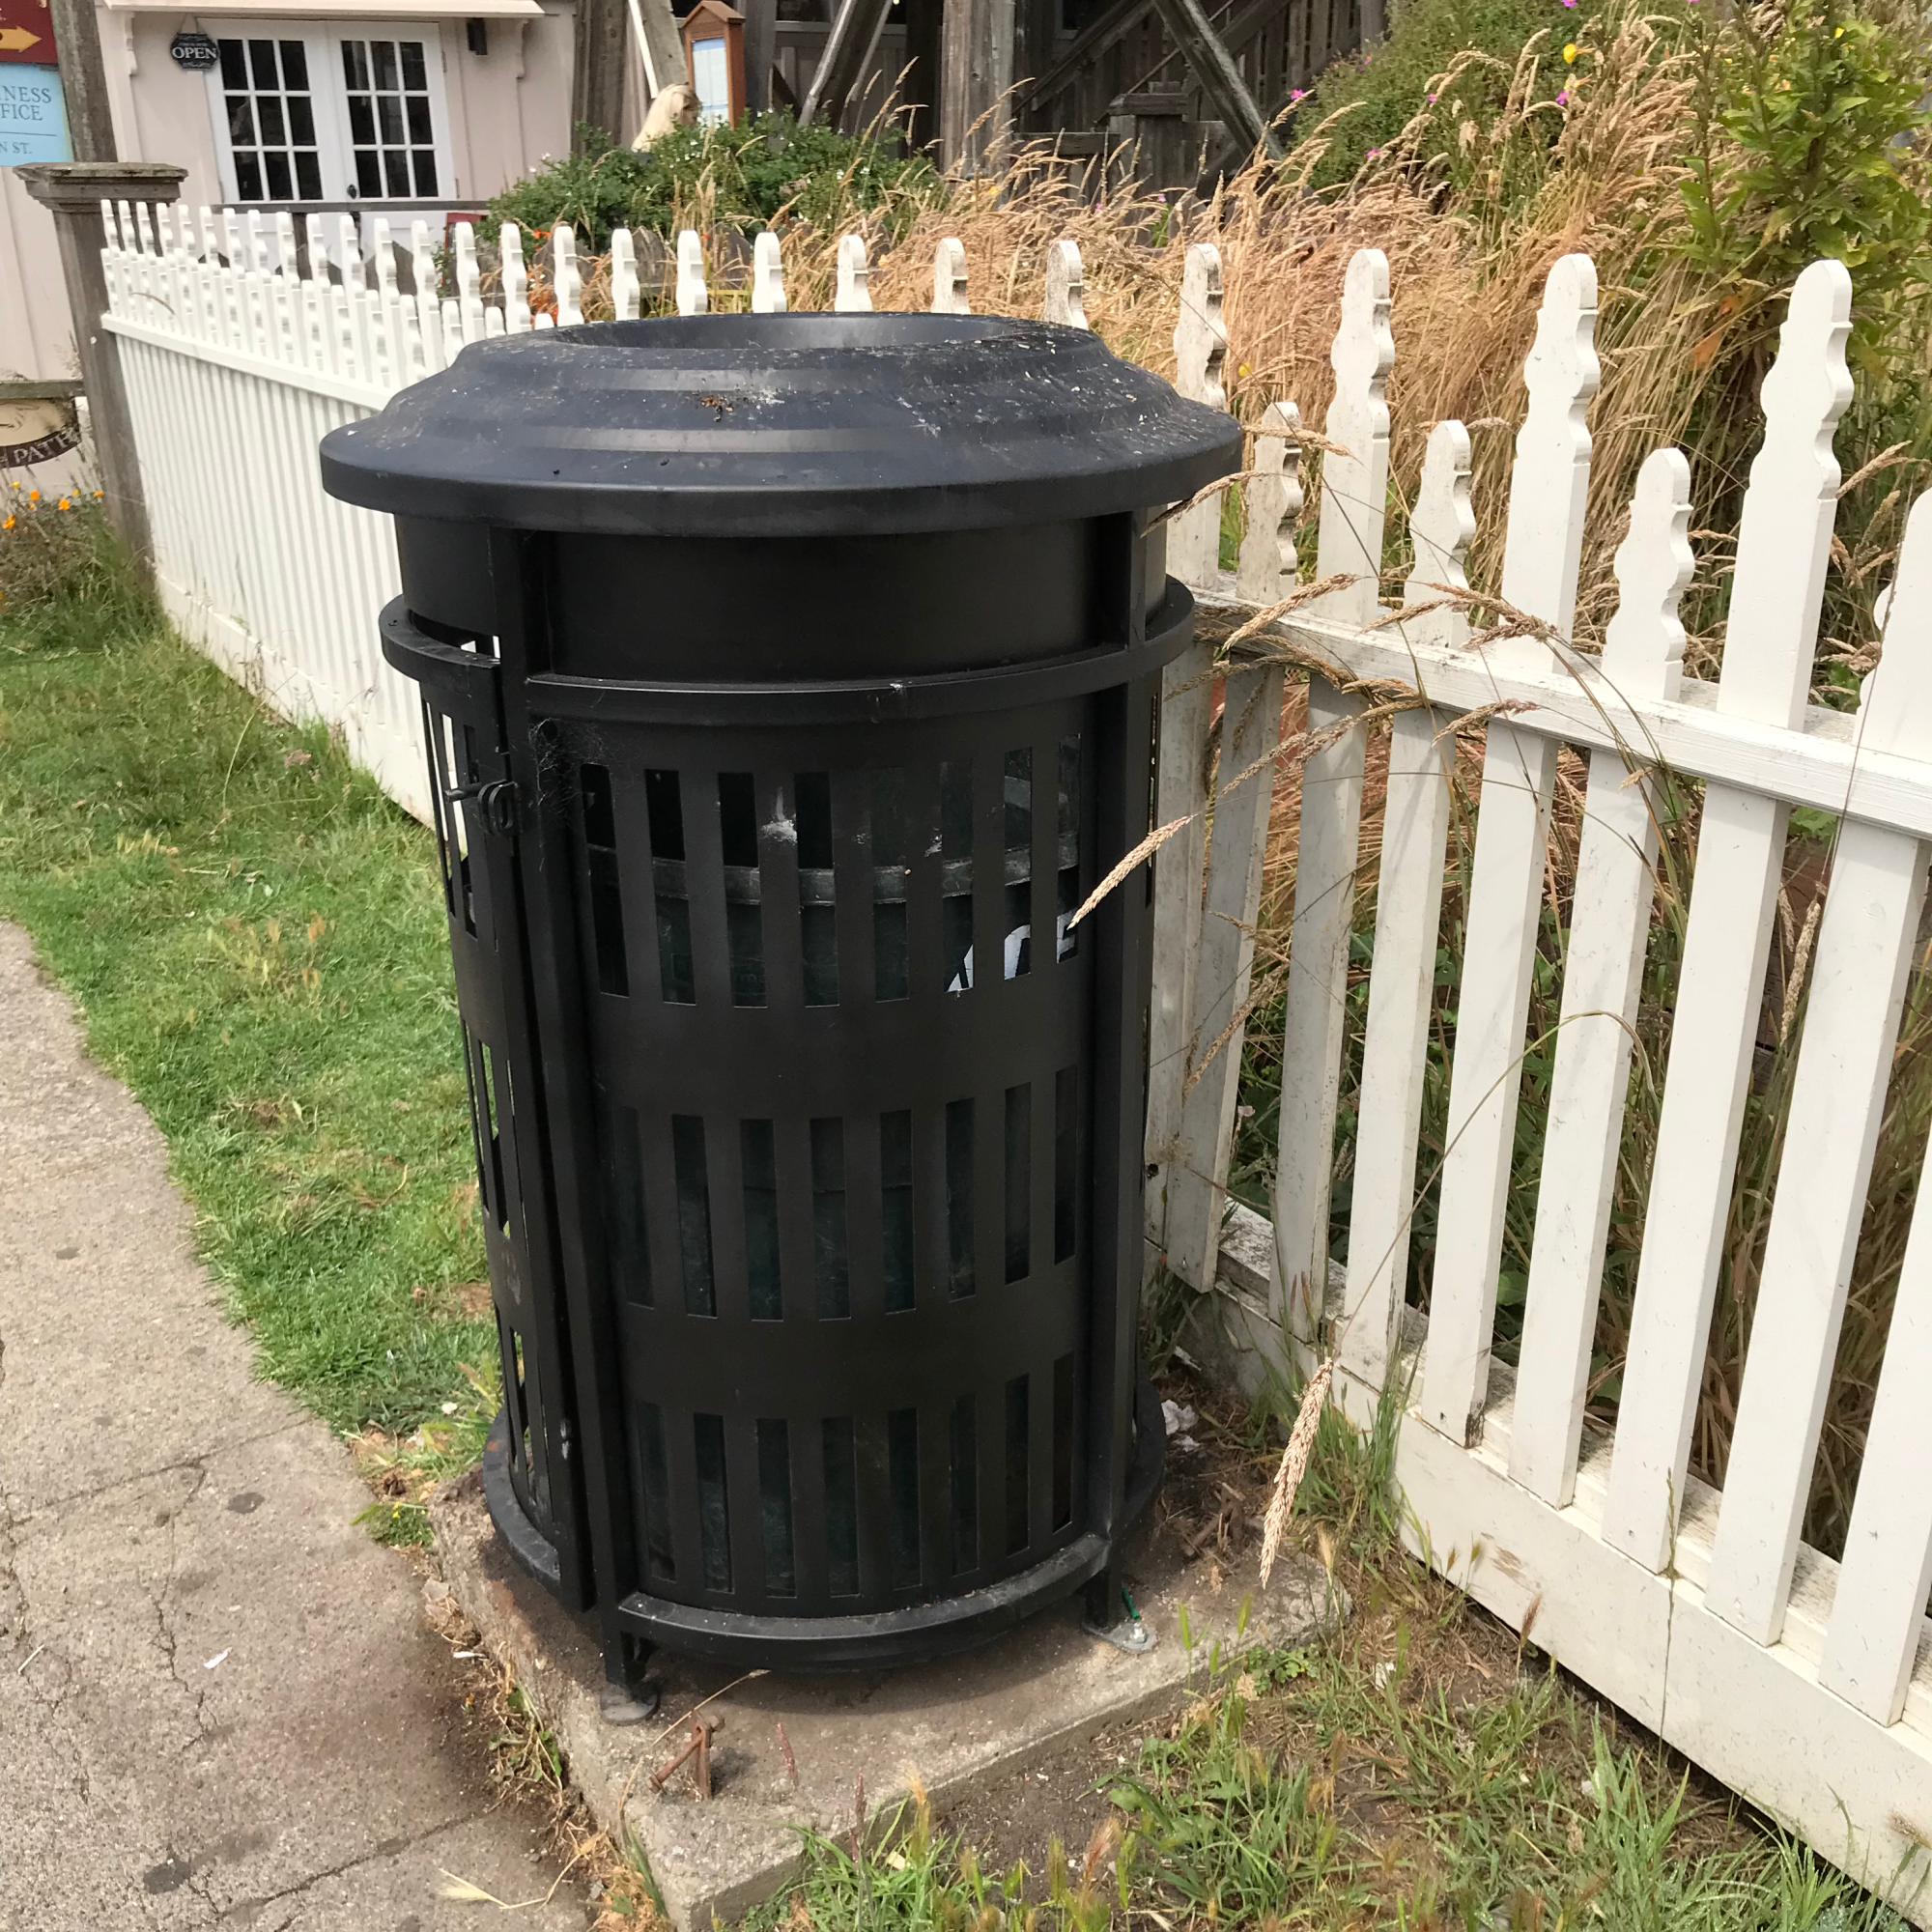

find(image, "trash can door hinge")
[445,777,520,836]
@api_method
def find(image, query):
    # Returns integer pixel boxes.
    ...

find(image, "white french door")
[206,22,455,206]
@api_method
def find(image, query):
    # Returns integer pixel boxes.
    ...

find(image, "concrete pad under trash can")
[431,1469,1346,1930]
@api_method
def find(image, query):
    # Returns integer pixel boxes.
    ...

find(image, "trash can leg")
[598,1630,661,1723]
[1082,1563,1155,1653]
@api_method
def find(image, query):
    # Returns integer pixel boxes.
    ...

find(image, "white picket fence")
[97,198,1932,1917]
[95,203,1031,822]
[1153,244,1932,1919]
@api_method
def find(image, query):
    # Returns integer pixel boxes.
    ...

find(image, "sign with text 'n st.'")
[0,0,53,66]
[0,64,67,163]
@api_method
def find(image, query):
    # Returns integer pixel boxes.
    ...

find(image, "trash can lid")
[320,313,1242,539]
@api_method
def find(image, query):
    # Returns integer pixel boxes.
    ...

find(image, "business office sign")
[0,65,68,163]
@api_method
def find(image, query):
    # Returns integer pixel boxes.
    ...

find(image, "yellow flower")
[57,497,71,510]
[26,489,39,502]
[2,515,13,530]
[1562,41,1577,60]
[1238,362,1250,376]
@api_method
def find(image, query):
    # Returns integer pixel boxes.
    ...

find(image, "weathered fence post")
[15,160,186,562]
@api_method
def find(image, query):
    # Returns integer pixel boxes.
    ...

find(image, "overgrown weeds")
[0,485,156,647]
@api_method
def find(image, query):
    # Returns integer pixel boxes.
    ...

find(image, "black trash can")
[321,313,1239,1692]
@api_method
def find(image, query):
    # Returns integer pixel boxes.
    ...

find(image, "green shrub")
[1288,0,1630,191]
[487,113,944,247]
[1680,0,1932,374]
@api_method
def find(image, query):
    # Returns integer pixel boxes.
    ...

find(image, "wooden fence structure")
[98,201,1932,1921]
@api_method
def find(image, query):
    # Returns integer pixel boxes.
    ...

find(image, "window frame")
[204,20,456,207]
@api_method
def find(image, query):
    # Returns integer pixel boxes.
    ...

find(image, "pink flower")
[1556,86,1569,101]
[1427,91,1437,101]
[1291,88,1305,99]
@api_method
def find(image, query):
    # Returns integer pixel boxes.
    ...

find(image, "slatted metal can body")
[322,313,1240,1678]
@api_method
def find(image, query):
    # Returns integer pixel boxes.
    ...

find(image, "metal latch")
[444,777,519,836]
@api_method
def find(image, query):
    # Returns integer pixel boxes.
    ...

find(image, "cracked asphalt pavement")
[0,923,590,1930]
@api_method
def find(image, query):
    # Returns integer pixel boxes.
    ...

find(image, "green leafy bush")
[1680,0,1932,372]
[487,113,943,247]
[1287,0,1627,191]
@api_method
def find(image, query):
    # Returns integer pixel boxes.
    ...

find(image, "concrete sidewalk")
[0,921,590,1931]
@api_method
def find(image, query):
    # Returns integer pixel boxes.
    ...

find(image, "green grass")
[741,1384,1918,1930]
[746,1633,1914,1930]
[0,523,492,1463]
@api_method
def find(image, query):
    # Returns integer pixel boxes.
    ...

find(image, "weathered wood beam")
[1146,0,1281,159]
[620,0,688,114]
[575,0,629,146]
[0,379,84,402]
[741,0,777,114]
[940,0,1014,171]
[1024,0,1157,116]
[800,0,895,127]
[48,0,117,161]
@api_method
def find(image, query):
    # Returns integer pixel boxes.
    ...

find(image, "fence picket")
[932,238,969,314]
[1600,261,1856,1572]
[835,233,872,312]
[1236,400,1300,604]
[611,228,639,322]
[1272,247,1391,1347]
[371,216,396,298]
[502,222,532,331]
[334,213,362,293]
[1706,548,1932,1646]
[1043,240,1087,329]
[1144,242,1230,1270]
[454,221,484,341]
[1166,403,1299,1292]
[1821,530,1932,1715]
[677,230,708,315]
[1417,254,1599,1439]
[554,223,582,325]
[1340,419,1474,1386]
[409,218,436,303]
[1508,447,1693,1503]
[752,231,785,314]
[1168,244,1226,586]
[407,219,443,370]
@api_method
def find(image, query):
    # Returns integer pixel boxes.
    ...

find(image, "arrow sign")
[0,0,50,65]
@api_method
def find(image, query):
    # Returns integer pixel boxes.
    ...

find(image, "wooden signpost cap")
[15,160,186,212]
